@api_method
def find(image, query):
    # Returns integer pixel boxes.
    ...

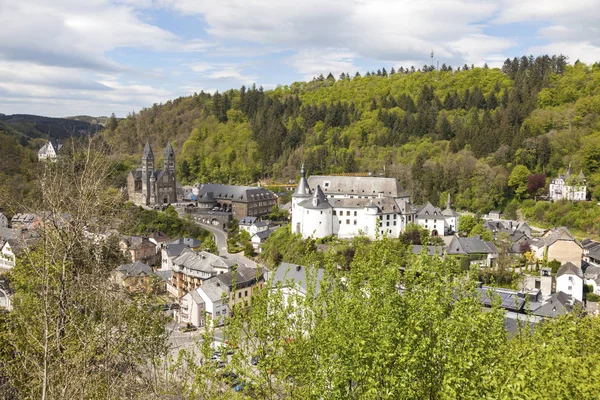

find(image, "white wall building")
[555,262,584,302]
[38,140,63,161]
[291,166,425,240]
[0,240,15,271]
[0,213,8,229]
[414,195,459,236]
[549,165,587,201]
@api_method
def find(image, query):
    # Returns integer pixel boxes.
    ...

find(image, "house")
[291,165,424,240]
[411,245,445,256]
[483,220,532,239]
[0,213,8,228]
[272,262,325,303]
[523,268,554,298]
[530,227,582,266]
[446,235,498,267]
[38,139,63,161]
[531,291,583,318]
[248,221,269,236]
[169,237,202,248]
[583,263,600,295]
[194,184,277,220]
[415,196,459,236]
[0,240,16,271]
[582,238,600,267]
[112,261,156,293]
[119,236,157,265]
[10,213,41,231]
[170,248,235,298]
[488,210,502,220]
[251,229,277,252]
[161,240,201,272]
[179,265,264,327]
[548,165,587,201]
[239,216,258,233]
[555,262,584,302]
[127,141,178,207]
[149,231,171,248]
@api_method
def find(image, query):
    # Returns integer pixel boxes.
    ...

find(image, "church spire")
[143,140,154,160]
[293,163,311,197]
[446,193,452,210]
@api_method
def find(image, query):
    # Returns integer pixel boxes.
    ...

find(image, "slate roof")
[149,231,170,243]
[239,216,258,226]
[189,289,203,305]
[172,248,234,273]
[155,269,172,281]
[532,292,581,318]
[307,175,404,197]
[416,202,446,219]
[411,245,445,256]
[164,243,189,258]
[556,262,584,279]
[446,236,498,255]
[252,221,269,228]
[142,140,154,159]
[584,264,600,285]
[116,261,154,277]
[272,262,325,296]
[476,286,526,312]
[294,164,311,196]
[169,237,202,248]
[197,183,275,203]
[38,140,63,155]
[299,185,331,210]
[330,197,399,213]
[121,236,155,250]
[533,227,582,249]
[164,142,174,159]
[395,198,418,214]
[199,279,229,302]
[214,265,263,289]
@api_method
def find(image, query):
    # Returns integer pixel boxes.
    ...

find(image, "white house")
[414,195,459,236]
[180,279,230,328]
[38,140,63,161]
[0,240,15,271]
[555,262,584,302]
[549,165,587,201]
[446,235,499,267]
[0,279,11,311]
[291,166,424,240]
[179,290,205,327]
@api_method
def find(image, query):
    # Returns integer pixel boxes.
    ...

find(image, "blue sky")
[0,0,599,117]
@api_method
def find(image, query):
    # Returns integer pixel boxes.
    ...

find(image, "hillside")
[0,113,103,143]
[99,56,600,235]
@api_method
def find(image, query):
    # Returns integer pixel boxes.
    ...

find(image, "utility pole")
[430,51,434,70]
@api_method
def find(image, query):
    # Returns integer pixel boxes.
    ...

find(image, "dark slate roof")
[330,197,399,213]
[165,243,189,258]
[252,229,275,241]
[198,183,275,203]
[584,264,600,285]
[143,140,154,159]
[155,269,172,281]
[411,245,445,256]
[539,227,581,248]
[239,216,258,226]
[417,202,446,219]
[299,185,331,210]
[532,292,581,318]
[294,164,311,196]
[116,261,154,277]
[253,221,269,228]
[169,237,202,248]
[164,142,175,159]
[476,286,525,312]
[307,175,404,197]
[273,262,325,296]
[446,236,498,255]
[215,265,263,288]
[556,262,584,279]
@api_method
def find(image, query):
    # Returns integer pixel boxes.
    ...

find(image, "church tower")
[141,140,154,205]
[164,142,177,203]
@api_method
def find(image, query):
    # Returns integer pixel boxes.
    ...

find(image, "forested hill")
[0,113,103,144]
[103,55,600,220]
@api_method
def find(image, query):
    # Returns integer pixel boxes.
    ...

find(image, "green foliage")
[548,259,562,274]
[260,226,321,268]
[508,164,531,200]
[203,234,219,254]
[119,205,210,239]
[520,199,600,236]
[457,214,479,235]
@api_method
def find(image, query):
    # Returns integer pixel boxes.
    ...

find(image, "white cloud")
[187,62,257,84]
[287,49,358,80]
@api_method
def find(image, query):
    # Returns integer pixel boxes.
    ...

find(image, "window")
[346,219,350,225]
[238,292,242,298]
[346,211,351,216]
[324,182,330,188]
[386,222,389,227]
[354,220,357,225]
[354,211,357,216]
[386,215,390,220]
[535,280,541,289]
[245,290,248,297]
[320,211,323,215]
[333,210,337,216]
[393,221,397,226]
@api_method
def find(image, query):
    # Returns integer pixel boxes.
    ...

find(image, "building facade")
[548,165,587,201]
[194,183,277,220]
[128,141,178,207]
[291,165,457,240]
[38,140,63,161]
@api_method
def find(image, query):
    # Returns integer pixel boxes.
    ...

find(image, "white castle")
[291,165,459,240]
[548,165,587,201]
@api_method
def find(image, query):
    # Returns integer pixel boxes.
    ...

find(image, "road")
[194,221,260,269]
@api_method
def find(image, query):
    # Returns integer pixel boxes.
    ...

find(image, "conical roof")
[164,142,174,159]
[312,185,327,205]
[578,170,586,180]
[293,164,311,197]
[143,140,154,159]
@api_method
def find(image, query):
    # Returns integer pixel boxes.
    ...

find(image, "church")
[291,165,459,240]
[127,141,178,207]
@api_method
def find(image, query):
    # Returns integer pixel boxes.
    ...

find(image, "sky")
[0,0,599,118]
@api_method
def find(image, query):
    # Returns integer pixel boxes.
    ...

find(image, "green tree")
[203,234,219,254]
[508,164,532,200]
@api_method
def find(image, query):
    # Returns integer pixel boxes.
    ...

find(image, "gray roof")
[165,243,189,258]
[155,269,172,281]
[164,142,175,159]
[215,265,263,289]
[300,185,331,210]
[294,164,311,197]
[446,236,498,255]
[411,245,445,256]
[197,183,275,203]
[532,292,581,318]
[252,228,276,241]
[253,221,269,228]
[556,262,584,279]
[417,202,446,219]
[536,227,581,248]
[38,140,63,155]
[199,279,229,302]
[121,236,155,250]
[169,237,202,248]
[189,289,203,304]
[116,261,154,277]
[272,262,325,296]
[143,140,154,159]
[307,175,404,198]
[476,286,525,312]
[329,197,399,213]
[239,216,258,226]
[172,248,235,273]
[584,264,600,285]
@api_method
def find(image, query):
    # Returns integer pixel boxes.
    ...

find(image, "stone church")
[127,141,177,207]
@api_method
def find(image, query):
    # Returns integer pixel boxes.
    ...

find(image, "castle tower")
[141,140,154,205]
[164,142,175,175]
[163,142,177,204]
[291,164,312,235]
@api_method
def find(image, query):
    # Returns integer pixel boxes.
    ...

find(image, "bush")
[548,259,561,274]
[586,293,600,302]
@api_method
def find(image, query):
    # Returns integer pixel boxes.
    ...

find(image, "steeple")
[293,164,311,197]
[445,193,452,210]
[311,185,327,207]
[143,140,154,160]
[163,142,175,173]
